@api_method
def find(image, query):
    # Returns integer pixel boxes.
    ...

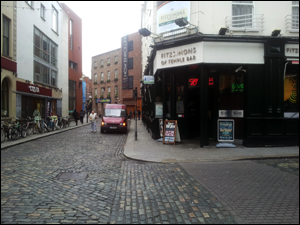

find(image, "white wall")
[141,1,299,71]
[16,1,69,116]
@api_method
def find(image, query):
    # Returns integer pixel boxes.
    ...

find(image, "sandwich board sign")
[163,120,181,145]
[217,119,236,147]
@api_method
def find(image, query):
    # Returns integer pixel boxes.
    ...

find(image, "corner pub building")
[142,34,299,147]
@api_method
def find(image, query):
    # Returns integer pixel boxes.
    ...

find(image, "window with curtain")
[3,16,10,56]
[292,1,299,29]
[232,1,253,28]
[94,73,97,83]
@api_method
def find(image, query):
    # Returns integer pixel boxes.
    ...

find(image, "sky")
[59,1,144,78]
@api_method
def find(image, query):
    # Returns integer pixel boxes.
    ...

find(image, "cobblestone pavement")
[1,123,236,224]
[180,159,299,224]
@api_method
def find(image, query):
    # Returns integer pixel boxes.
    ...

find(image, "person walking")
[129,110,132,119]
[79,110,84,124]
[138,109,141,120]
[73,109,79,126]
[89,110,98,132]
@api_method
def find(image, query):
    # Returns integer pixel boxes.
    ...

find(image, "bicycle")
[23,117,34,136]
[62,115,70,128]
[56,116,64,129]
[1,120,18,142]
[14,117,28,138]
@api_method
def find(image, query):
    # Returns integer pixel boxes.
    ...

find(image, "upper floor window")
[101,60,104,67]
[107,58,110,65]
[128,41,133,52]
[94,73,97,83]
[101,72,104,81]
[52,6,58,33]
[101,87,105,96]
[115,85,118,95]
[69,61,78,70]
[70,20,73,50]
[232,1,253,28]
[292,1,299,29]
[2,16,10,56]
[94,61,97,69]
[40,4,45,20]
[108,71,111,80]
[95,88,98,97]
[114,56,118,63]
[115,69,118,79]
[128,58,133,70]
[108,86,111,95]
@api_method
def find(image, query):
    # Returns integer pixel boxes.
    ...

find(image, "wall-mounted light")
[271,29,281,36]
[219,27,228,35]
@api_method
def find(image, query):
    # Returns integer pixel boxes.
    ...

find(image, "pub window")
[128,58,133,70]
[128,76,133,89]
[219,72,244,94]
[3,16,10,56]
[128,41,133,52]
[1,78,9,117]
[284,63,299,118]
[232,1,254,28]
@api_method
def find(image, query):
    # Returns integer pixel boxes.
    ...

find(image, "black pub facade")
[142,34,299,147]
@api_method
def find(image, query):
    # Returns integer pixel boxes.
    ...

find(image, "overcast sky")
[59,1,144,78]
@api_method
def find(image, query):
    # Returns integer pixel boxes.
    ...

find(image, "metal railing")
[225,14,264,32]
[285,14,299,32]
[153,26,198,43]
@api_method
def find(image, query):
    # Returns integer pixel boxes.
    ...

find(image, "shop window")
[219,72,244,94]
[284,63,299,117]
[1,79,9,117]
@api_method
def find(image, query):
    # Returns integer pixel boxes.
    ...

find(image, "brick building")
[121,32,143,116]
[91,49,122,116]
[61,3,83,116]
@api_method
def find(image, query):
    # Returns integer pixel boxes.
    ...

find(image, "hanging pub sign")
[217,119,234,142]
[163,120,181,145]
[144,76,155,84]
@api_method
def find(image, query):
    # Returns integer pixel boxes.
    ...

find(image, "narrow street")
[1,124,299,224]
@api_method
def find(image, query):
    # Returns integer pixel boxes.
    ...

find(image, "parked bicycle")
[62,115,70,128]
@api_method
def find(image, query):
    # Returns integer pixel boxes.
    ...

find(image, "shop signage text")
[144,76,154,84]
[189,78,198,86]
[161,47,197,66]
[219,110,244,118]
[209,77,214,85]
[285,44,299,57]
[29,86,40,93]
[122,35,128,89]
[97,98,111,103]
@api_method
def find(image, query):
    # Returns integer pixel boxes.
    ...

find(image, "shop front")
[16,81,62,119]
[143,35,298,147]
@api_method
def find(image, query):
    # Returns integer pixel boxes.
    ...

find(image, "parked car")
[101,104,127,134]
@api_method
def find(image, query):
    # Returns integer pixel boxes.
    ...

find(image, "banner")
[122,35,128,89]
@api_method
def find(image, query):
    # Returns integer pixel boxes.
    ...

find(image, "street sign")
[144,76,154,84]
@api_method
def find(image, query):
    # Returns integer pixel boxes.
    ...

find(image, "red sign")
[209,77,214,85]
[189,78,198,86]
[16,81,52,97]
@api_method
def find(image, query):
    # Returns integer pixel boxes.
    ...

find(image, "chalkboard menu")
[163,120,177,145]
[217,119,234,142]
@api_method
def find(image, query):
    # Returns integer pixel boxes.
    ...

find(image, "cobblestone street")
[1,124,299,224]
[1,124,236,224]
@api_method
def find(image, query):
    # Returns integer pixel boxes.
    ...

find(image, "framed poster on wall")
[155,102,163,118]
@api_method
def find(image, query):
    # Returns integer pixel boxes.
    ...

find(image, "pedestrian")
[133,110,136,119]
[79,110,84,124]
[138,109,141,120]
[73,109,79,126]
[129,110,132,119]
[89,110,98,132]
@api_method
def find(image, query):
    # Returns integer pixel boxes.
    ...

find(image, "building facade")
[141,1,299,147]
[91,48,122,116]
[61,3,83,117]
[121,32,143,116]
[2,1,69,121]
[1,1,17,120]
